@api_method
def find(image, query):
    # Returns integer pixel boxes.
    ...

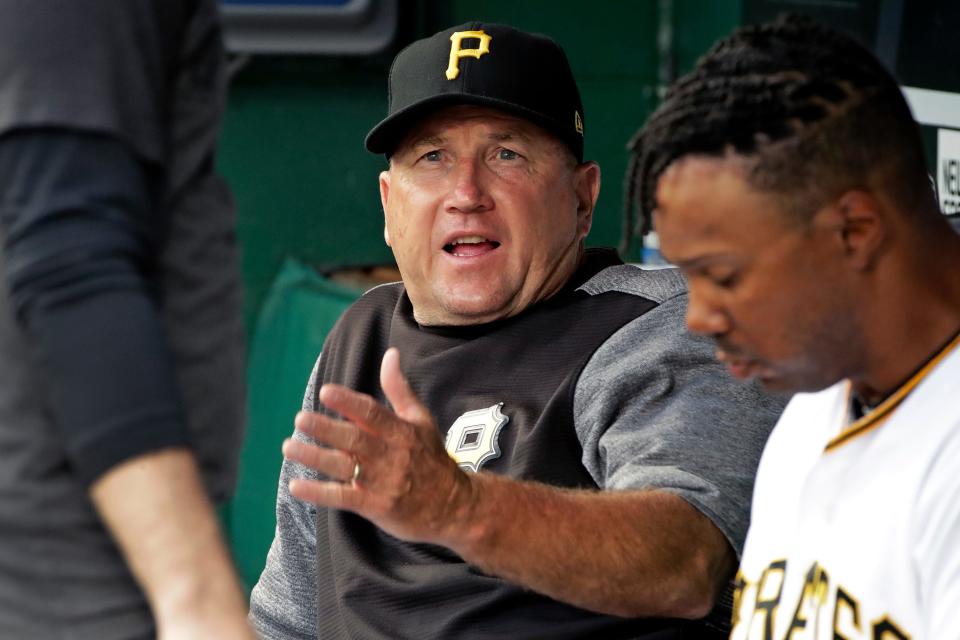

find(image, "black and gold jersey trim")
[825,329,960,452]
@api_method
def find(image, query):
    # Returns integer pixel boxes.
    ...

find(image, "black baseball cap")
[365,22,585,162]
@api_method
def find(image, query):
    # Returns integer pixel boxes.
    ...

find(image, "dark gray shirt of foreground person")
[251,252,786,639]
[0,2,245,637]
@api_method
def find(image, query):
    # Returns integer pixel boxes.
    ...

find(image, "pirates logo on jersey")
[444,403,509,472]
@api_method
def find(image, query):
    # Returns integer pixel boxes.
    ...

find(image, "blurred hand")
[158,613,256,640]
[283,348,476,545]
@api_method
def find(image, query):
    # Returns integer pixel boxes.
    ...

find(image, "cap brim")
[364,94,581,161]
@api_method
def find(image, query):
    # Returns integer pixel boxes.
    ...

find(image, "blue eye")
[497,148,519,160]
[422,150,442,162]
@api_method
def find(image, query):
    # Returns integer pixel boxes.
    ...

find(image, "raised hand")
[283,347,477,545]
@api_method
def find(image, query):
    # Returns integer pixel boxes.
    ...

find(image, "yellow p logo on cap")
[446,30,492,80]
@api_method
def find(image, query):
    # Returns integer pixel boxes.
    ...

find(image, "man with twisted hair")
[630,14,960,638]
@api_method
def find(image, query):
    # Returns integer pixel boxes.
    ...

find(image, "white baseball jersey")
[731,333,960,640]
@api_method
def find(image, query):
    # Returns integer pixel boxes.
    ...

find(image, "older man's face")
[379,105,599,326]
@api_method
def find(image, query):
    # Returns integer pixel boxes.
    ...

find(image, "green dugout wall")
[217,1,744,591]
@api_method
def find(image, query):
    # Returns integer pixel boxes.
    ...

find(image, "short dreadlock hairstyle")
[623,14,935,249]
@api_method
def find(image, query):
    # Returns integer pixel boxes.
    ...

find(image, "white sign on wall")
[938,128,960,215]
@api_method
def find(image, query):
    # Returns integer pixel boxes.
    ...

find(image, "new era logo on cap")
[365,22,585,162]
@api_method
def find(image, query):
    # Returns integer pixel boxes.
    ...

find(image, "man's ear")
[830,190,887,271]
[574,161,601,239]
[379,170,392,247]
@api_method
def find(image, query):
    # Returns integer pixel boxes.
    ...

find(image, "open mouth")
[716,348,760,380]
[443,235,501,257]
[725,359,757,380]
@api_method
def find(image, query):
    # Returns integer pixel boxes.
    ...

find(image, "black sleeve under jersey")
[0,128,190,486]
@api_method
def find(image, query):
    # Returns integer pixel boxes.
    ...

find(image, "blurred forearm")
[91,448,255,639]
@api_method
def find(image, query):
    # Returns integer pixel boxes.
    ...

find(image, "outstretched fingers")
[282,437,356,483]
[318,383,397,436]
[380,347,433,428]
[293,410,375,457]
[285,349,467,542]
[288,476,360,512]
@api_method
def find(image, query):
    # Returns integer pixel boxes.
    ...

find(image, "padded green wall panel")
[231,258,363,589]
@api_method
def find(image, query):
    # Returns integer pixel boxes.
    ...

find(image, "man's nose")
[685,287,730,337]
[445,159,493,214]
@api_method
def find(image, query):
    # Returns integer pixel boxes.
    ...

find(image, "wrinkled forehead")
[392,104,570,159]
